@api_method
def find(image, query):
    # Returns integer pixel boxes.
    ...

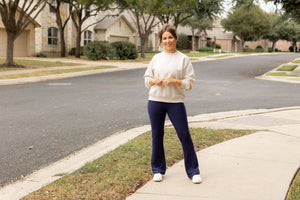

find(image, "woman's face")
[162,31,177,53]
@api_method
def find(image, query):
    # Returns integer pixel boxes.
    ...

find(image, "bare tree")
[117,0,162,58]
[48,0,72,57]
[0,0,47,67]
[70,0,114,58]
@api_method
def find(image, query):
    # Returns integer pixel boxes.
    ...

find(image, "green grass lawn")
[0,59,81,70]
[212,55,234,58]
[277,65,298,71]
[22,128,255,200]
[0,66,116,80]
[267,72,299,77]
[293,59,300,63]
[286,170,300,200]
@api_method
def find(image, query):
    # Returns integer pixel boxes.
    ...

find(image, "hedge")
[83,41,115,60]
[111,41,138,60]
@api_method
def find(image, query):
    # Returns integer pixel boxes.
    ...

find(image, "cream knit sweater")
[144,51,195,103]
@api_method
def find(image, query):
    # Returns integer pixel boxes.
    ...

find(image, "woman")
[144,24,201,184]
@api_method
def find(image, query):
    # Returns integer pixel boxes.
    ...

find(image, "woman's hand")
[151,77,163,86]
[162,77,182,86]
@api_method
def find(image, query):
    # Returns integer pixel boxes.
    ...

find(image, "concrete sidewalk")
[1,107,299,200]
[127,107,300,200]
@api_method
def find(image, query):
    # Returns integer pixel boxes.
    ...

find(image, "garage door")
[109,35,129,42]
[0,29,28,57]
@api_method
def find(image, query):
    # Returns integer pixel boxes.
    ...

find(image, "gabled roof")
[206,22,237,40]
[0,6,41,28]
[94,14,136,32]
[177,25,203,36]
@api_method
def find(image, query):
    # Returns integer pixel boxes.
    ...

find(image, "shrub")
[255,45,264,52]
[206,40,212,47]
[69,47,84,56]
[176,33,189,50]
[197,47,214,52]
[289,46,297,52]
[268,47,273,52]
[36,52,47,57]
[216,44,221,49]
[111,41,138,60]
[83,41,115,60]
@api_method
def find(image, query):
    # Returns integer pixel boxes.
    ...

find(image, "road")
[0,53,300,186]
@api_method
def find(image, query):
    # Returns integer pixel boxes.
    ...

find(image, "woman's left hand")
[162,77,182,86]
[162,77,173,85]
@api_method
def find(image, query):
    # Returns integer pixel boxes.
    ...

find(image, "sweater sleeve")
[144,58,154,89]
[180,57,195,91]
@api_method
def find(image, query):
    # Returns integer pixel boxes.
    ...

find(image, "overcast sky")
[222,0,280,18]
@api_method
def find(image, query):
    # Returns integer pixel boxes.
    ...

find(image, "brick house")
[176,25,207,51]
[244,39,300,52]
[206,23,242,52]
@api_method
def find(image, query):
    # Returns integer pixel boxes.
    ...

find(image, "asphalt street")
[0,53,300,186]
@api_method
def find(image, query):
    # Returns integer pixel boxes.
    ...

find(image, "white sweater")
[144,51,195,103]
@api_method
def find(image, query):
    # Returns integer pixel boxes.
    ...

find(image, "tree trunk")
[75,28,81,58]
[192,30,195,51]
[5,31,16,66]
[59,28,66,57]
[272,41,276,52]
[140,35,148,58]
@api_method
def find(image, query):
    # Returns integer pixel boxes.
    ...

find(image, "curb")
[1,53,296,86]
[257,57,300,84]
[1,106,300,200]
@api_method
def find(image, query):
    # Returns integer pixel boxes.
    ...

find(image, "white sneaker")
[192,174,202,184]
[153,173,163,182]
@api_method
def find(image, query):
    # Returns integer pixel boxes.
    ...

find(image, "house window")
[84,30,92,45]
[48,27,58,45]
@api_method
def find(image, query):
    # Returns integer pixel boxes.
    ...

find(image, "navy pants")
[147,100,200,178]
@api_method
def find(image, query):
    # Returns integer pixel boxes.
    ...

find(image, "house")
[176,25,207,51]
[206,23,242,52]
[34,4,138,57]
[94,14,136,43]
[1,2,160,57]
[207,22,299,52]
[0,7,40,57]
[244,39,300,52]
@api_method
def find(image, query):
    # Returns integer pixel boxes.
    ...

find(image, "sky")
[222,0,280,18]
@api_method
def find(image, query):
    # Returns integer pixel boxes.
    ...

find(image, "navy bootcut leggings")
[147,100,200,178]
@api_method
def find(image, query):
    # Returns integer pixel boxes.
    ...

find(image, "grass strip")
[286,169,300,200]
[292,59,300,64]
[22,128,255,200]
[0,59,81,69]
[212,55,234,58]
[267,72,299,77]
[277,65,298,71]
[0,66,116,80]
[184,52,214,57]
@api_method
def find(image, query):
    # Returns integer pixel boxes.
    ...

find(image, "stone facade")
[94,15,136,43]
[0,8,39,57]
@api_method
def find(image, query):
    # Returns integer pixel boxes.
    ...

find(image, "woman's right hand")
[151,77,163,86]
